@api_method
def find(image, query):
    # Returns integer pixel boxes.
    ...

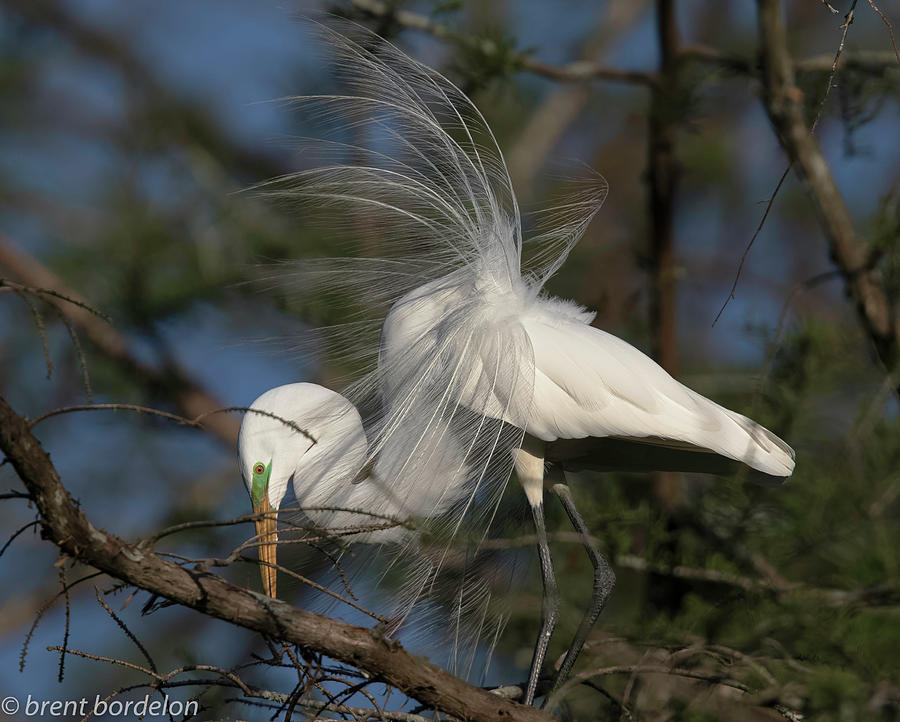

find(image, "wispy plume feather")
[253,20,607,677]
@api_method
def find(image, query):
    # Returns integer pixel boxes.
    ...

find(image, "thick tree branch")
[0,393,553,722]
[0,236,240,446]
[757,0,899,389]
[648,0,683,511]
[648,0,680,378]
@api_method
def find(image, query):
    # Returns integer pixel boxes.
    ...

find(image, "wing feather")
[522,312,795,478]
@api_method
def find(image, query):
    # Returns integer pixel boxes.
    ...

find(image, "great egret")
[239,382,381,599]
[239,382,511,681]
[252,25,796,705]
[237,382,471,598]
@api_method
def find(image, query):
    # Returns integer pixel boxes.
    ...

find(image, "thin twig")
[820,0,860,113]
[865,0,900,64]
[712,166,791,327]
[581,664,750,691]
[19,572,104,672]
[714,0,859,326]
[28,403,316,444]
[48,653,432,722]
[756,0,899,397]
[239,554,389,623]
[57,566,71,683]
[482,532,898,608]
[0,278,111,321]
[0,519,39,558]
[94,587,158,673]
[0,236,243,446]
[0,490,32,500]
[56,311,93,403]
[679,44,900,75]
[142,504,407,548]
[10,286,52,378]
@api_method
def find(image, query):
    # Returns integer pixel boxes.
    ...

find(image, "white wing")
[521,302,795,479]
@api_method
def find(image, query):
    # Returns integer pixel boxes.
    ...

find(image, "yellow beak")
[252,494,278,598]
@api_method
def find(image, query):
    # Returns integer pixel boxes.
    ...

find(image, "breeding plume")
[239,382,501,677]
[247,25,795,706]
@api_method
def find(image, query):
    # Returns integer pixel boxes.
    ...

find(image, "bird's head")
[238,382,371,599]
[238,384,319,598]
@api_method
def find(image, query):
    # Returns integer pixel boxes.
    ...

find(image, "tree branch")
[648,0,684,511]
[756,0,899,392]
[479,535,900,608]
[350,0,900,87]
[680,44,900,77]
[0,393,553,722]
[348,0,656,86]
[796,48,900,73]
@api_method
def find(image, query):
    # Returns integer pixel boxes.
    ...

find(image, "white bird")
[252,25,796,706]
[238,382,471,598]
[238,382,506,679]
[239,382,382,599]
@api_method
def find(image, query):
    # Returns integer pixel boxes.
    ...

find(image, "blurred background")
[0,0,898,719]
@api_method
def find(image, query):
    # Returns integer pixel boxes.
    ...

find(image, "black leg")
[524,500,560,706]
[547,480,616,698]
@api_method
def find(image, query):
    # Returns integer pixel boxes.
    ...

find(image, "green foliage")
[431,0,463,16]
[449,27,520,94]
[479,319,900,719]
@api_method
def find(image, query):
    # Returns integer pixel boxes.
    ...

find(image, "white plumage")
[239,382,471,545]
[382,281,794,478]
[239,384,383,535]
[240,23,795,706]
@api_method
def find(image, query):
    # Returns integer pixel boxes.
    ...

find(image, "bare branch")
[348,0,656,86]
[679,44,900,76]
[796,48,900,72]
[19,572,105,672]
[27,403,315,445]
[714,0,870,326]
[0,392,554,722]
[93,588,158,674]
[711,166,792,327]
[0,520,39,558]
[756,0,899,394]
[864,0,900,65]
[481,534,900,608]
[50,651,434,722]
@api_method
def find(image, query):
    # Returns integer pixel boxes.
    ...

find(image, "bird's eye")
[253,463,265,476]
